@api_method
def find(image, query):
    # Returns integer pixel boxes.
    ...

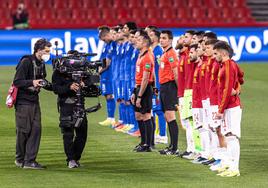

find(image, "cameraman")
[13,38,52,169]
[52,50,88,168]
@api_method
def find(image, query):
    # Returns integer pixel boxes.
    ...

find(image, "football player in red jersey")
[213,41,243,177]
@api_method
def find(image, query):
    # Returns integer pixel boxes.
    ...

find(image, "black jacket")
[52,70,76,100]
[13,55,50,104]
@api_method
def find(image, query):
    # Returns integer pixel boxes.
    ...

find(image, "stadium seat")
[236,7,253,22]
[220,8,233,23]
[97,0,113,8]
[53,1,69,9]
[143,0,158,8]
[177,7,189,20]
[115,8,131,23]
[218,0,231,8]
[162,8,177,22]
[57,10,73,22]
[127,0,143,8]
[203,0,217,8]
[188,0,202,7]
[192,8,206,23]
[113,0,128,8]
[147,8,161,22]
[68,0,84,8]
[132,8,146,22]
[101,8,116,19]
[206,8,221,23]
[81,0,98,8]
[158,0,173,8]
[232,0,247,8]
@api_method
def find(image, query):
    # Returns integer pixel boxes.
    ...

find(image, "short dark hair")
[194,30,205,36]
[204,32,217,40]
[185,30,197,35]
[161,30,173,39]
[146,25,158,30]
[151,29,161,39]
[139,30,152,47]
[213,41,234,57]
[98,25,110,31]
[99,26,110,38]
[205,39,219,46]
[189,44,198,50]
[125,22,137,31]
[34,38,51,53]
[130,29,137,35]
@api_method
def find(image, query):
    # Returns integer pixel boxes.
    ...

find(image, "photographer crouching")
[52,50,90,168]
[13,38,52,169]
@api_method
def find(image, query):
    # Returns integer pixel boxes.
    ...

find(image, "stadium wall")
[0,27,268,65]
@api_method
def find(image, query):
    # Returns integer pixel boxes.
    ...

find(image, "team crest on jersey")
[169,57,174,63]
[145,63,151,69]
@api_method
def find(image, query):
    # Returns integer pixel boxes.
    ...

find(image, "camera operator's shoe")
[15,160,24,168]
[68,160,79,168]
[23,161,46,170]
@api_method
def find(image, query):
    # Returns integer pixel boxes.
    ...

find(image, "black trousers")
[15,103,41,163]
[59,103,88,162]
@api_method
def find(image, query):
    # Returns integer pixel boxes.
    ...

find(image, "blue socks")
[156,111,166,136]
[106,98,116,118]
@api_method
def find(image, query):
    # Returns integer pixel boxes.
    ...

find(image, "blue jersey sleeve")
[153,45,163,89]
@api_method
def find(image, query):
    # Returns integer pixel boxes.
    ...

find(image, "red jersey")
[159,47,179,84]
[217,59,241,113]
[184,53,197,90]
[199,56,207,100]
[192,61,203,108]
[135,50,154,86]
[204,57,214,96]
[209,60,220,105]
[177,50,188,97]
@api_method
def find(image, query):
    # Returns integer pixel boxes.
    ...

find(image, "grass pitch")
[0,63,267,188]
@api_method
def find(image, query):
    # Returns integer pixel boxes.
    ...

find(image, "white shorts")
[221,106,242,138]
[192,108,203,129]
[209,105,222,129]
[202,98,210,127]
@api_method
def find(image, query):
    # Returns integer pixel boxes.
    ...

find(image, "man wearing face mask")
[13,38,52,169]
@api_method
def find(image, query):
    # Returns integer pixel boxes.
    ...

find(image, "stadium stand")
[0,0,263,29]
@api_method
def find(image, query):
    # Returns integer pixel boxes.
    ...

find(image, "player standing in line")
[190,42,206,161]
[179,30,197,158]
[98,26,116,126]
[201,39,222,165]
[148,29,168,144]
[114,26,129,131]
[127,29,141,137]
[117,22,138,133]
[131,31,155,152]
[158,30,180,155]
[214,41,243,177]
[191,41,212,164]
